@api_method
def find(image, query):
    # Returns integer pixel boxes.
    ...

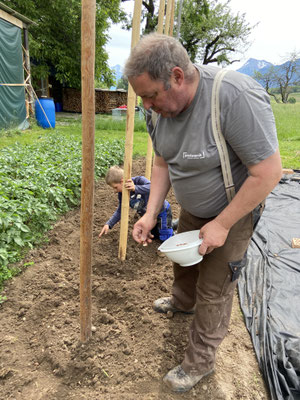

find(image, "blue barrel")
[35,97,55,128]
[55,102,62,112]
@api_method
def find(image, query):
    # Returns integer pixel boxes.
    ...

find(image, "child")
[98,165,174,241]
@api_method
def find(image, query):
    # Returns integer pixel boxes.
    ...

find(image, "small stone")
[202,384,208,391]
[163,329,171,338]
[91,326,97,332]
[166,311,174,319]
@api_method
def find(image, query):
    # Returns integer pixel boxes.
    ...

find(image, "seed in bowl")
[176,242,188,246]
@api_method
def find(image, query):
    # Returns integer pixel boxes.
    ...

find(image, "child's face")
[111,181,123,193]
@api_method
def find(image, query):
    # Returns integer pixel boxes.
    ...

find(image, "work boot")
[153,297,195,314]
[163,365,214,393]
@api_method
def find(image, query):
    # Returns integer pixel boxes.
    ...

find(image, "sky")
[105,0,300,70]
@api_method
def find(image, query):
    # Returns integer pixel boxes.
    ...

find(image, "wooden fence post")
[145,0,167,180]
[80,0,95,342]
[118,0,143,260]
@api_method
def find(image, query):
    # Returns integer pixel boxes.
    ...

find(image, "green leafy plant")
[0,132,124,288]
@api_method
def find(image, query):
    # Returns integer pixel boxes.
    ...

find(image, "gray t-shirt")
[147,65,278,218]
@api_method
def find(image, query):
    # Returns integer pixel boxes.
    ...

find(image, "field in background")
[271,97,300,168]
[0,99,299,169]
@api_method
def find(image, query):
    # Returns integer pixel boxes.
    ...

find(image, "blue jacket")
[105,175,169,229]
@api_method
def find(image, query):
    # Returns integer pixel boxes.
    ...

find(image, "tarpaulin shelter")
[238,172,300,400]
[0,2,35,130]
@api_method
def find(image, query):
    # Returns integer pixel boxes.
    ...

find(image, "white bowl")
[158,230,203,267]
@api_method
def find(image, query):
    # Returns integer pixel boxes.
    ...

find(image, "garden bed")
[0,158,269,400]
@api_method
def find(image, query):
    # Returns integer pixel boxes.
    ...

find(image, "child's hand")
[125,179,135,192]
[98,224,110,238]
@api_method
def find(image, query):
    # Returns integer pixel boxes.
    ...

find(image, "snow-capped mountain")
[237,58,273,77]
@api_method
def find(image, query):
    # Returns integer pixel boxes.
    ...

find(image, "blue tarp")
[238,173,300,400]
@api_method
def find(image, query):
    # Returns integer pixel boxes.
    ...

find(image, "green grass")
[1,99,299,169]
[0,113,149,158]
[271,100,300,168]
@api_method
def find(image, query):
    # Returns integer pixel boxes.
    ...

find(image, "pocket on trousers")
[228,251,247,282]
[219,251,248,296]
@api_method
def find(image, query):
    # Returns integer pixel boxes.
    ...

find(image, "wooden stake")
[157,0,166,33]
[80,0,95,342]
[118,0,142,261]
[169,0,176,36]
[145,135,153,179]
[145,0,166,180]
[164,0,173,35]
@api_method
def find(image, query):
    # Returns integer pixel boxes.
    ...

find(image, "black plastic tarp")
[0,17,27,130]
[238,173,300,400]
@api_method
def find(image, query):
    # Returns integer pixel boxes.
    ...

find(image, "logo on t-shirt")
[182,152,205,159]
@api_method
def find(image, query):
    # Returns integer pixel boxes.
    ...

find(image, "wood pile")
[62,87,128,113]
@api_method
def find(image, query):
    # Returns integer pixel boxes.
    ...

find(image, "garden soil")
[0,158,269,400]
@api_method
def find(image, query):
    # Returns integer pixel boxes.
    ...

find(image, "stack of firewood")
[62,88,128,113]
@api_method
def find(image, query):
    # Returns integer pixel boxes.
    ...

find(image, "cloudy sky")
[105,0,300,70]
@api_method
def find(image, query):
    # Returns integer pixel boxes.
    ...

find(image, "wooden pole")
[157,0,166,34]
[145,0,166,180]
[169,0,176,36]
[164,0,173,35]
[118,0,143,261]
[23,29,34,115]
[80,0,95,342]
[145,135,153,180]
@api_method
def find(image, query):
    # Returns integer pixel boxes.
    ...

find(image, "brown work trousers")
[171,208,254,376]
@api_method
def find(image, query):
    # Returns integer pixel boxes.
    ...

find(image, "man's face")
[111,181,123,193]
[128,71,183,118]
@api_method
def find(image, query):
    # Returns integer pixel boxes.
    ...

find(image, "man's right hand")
[132,214,156,245]
[98,224,110,238]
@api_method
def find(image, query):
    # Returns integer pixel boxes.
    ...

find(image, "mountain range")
[236,58,274,76]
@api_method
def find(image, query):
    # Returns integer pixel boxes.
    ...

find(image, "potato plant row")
[0,133,124,290]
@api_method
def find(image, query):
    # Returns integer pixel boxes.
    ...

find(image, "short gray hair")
[124,33,194,88]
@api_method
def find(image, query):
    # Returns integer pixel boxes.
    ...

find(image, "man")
[124,33,282,393]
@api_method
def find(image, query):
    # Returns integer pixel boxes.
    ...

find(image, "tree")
[117,76,129,90]
[121,0,255,67]
[274,52,300,103]
[253,67,280,103]
[254,52,300,103]
[179,0,255,66]
[6,0,126,88]
[121,0,158,34]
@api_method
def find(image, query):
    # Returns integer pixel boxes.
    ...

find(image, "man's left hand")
[199,219,229,255]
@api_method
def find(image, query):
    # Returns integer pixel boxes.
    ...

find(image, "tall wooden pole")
[169,0,176,36]
[23,28,34,116]
[157,0,166,35]
[145,0,166,180]
[164,0,173,36]
[80,0,95,342]
[118,0,143,261]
